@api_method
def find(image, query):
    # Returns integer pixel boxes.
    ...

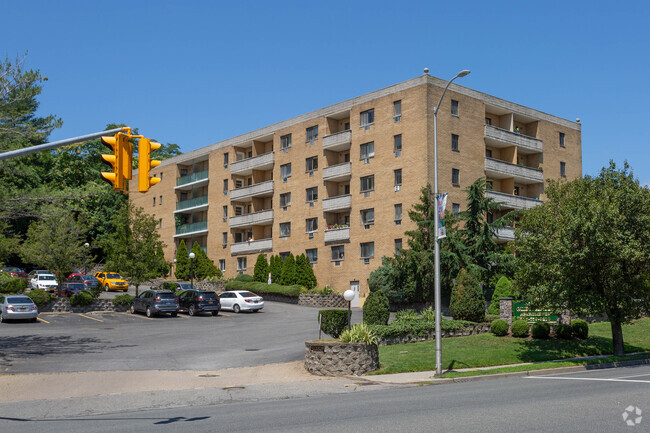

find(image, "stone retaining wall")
[38,298,129,313]
[304,341,379,376]
[378,323,491,346]
[298,293,346,308]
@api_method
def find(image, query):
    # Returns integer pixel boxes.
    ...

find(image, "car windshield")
[201,292,217,300]
[178,283,192,290]
[66,284,85,290]
[39,275,56,281]
[157,293,175,299]
[7,297,33,304]
[82,276,99,282]
[239,292,257,298]
[107,274,122,279]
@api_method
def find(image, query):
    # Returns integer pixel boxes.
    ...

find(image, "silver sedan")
[0,295,38,322]
[218,290,264,313]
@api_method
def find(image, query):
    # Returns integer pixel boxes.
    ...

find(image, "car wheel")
[188,305,196,316]
[31,317,38,322]
[252,309,259,313]
[233,304,240,313]
[104,284,110,292]
[211,311,219,316]
[171,312,178,317]
[146,306,153,318]
[130,304,136,314]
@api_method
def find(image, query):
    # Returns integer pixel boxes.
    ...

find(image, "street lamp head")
[457,69,471,78]
[189,252,195,259]
[343,289,355,302]
[173,258,177,263]
[84,243,90,248]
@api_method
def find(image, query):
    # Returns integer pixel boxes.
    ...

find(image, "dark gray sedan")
[1,295,38,322]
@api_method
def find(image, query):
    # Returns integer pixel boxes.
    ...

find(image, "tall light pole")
[189,252,196,289]
[433,69,470,376]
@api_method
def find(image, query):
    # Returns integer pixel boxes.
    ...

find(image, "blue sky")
[2,0,649,185]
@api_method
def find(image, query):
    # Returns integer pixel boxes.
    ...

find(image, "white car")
[219,291,264,313]
[29,274,58,292]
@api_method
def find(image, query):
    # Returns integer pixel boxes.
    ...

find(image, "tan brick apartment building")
[130,72,582,306]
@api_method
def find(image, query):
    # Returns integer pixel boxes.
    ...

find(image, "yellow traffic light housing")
[138,137,161,192]
[100,133,124,191]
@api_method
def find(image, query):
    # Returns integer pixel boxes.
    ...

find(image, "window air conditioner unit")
[308,232,314,239]
[283,177,287,183]
[364,191,370,197]
[222,217,227,222]
[364,258,370,264]
[224,191,228,196]
[394,185,401,191]
[309,171,314,176]
[363,158,370,164]
[224,164,228,169]
[283,148,289,153]
[222,244,227,249]
[395,220,402,226]
[395,150,401,157]
[394,115,401,122]
[309,201,314,207]
[282,206,287,211]
[364,224,370,230]
[334,261,340,266]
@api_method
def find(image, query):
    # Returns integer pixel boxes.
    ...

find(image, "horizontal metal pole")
[0,127,126,161]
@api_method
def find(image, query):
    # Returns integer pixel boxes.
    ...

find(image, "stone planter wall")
[261,294,299,304]
[38,298,129,313]
[379,323,491,346]
[298,293,346,308]
[305,341,379,376]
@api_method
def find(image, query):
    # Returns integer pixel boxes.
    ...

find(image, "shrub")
[70,291,95,307]
[234,274,254,282]
[0,275,28,294]
[485,314,501,323]
[363,290,390,325]
[253,254,268,283]
[419,306,436,322]
[319,309,348,338]
[224,280,303,298]
[112,294,134,306]
[449,269,485,322]
[394,309,419,322]
[295,254,317,289]
[488,276,516,315]
[367,318,473,339]
[27,289,54,307]
[268,255,283,284]
[511,320,530,338]
[339,323,379,345]
[490,319,509,336]
[280,253,296,285]
[571,319,589,339]
[161,282,180,292]
[531,322,551,339]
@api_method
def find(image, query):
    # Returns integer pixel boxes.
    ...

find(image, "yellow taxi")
[95,272,129,292]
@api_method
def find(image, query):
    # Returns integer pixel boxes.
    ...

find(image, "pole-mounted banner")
[437,193,448,239]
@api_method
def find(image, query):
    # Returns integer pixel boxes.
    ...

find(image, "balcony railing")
[322,130,352,151]
[174,221,208,236]
[323,162,351,182]
[176,170,209,187]
[486,191,542,210]
[175,195,208,212]
[229,209,274,228]
[230,152,274,175]
[494,226,515,241]
[230,238,273,255]
[322,194,352,212]
[324,227,350,243]
[484,125,543,153]
[485,158,544,184]
[229,180,274,201]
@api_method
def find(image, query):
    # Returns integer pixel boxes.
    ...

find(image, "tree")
[368,256,416,305]
[101,201,167,296]
[515,162,650,356]
[280,253,296,286]
[253,254,268,282]
[19,206,90,296]
[191,241,219,280]
[449,268,485,322]
[174,240,190,281]
[268,255,282,284]
[488,276,517,315]
[295,253,317,289]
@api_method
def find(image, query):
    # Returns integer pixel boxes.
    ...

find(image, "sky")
[1,0,649,186]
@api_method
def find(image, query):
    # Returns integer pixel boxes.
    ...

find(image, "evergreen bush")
[511,319,529,338]
[295,254,317,289]
[27,289,53,307]
[112,294,134,306]
[234,274,254,282]
[531,322,550,339]
[485,314,501,323]
[280,253,296,285]
[253,254,268,283]
[268,255,282,284]
[174,240,190,280]
[487,276,515,315]
[490,319,509,336]
[318,309,348,338]
[70,290,94,307]
[449,269,486,322]
[0,275,28,294]
[191,241,220,279]
[363,290,390,325]
[571,319,589,339]
[555,323,573,339]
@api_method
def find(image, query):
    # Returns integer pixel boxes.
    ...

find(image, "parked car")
[130,290,179,318]
[27,270,54,279]
[177,289,220,316]
[218,290,264,313]
[67,269,84,278]
[0,295,38,322]
[29,274,58,292]
[95,272,129,292]
[59,282,89,297]
[68,274,100,291]
[165,281,196,292]
[1,267,28,278]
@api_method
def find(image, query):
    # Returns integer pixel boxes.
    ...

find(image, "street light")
[189,252,195,289]
[343,289,355,331]
[173,258,177,279]
[432,68,470,376]
[83,243,90,275]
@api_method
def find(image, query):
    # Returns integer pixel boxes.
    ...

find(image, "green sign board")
[513,302,558,324]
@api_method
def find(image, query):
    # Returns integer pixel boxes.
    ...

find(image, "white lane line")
[614,373,650,380]
[527,376,650,384]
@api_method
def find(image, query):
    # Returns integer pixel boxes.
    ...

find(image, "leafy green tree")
[368,256,416,305]
[449,268,485,322]
[191,241,219,280]
[175,239,190,281]
[268,255,282,284]
[101,201,166,296]
[488,276,517,315]
[515,162,650,356]
[280,253,296,286]
[253,254,268,282]
[295,253,317,289]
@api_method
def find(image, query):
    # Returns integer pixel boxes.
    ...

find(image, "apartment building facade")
[130,73,582,306]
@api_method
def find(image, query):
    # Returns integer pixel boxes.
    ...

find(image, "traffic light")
[138,137,161,192]
[100,133,125,191]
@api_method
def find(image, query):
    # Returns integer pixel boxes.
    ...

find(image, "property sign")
[513,302,558,324]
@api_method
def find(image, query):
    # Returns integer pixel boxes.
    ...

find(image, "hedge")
[70,291,95,307]
[224,280,303,298]
[27,289,54,307]
[0,276,28,294]
[319,309,348,338]
[367,318,474,339]
[490,319,509,336]
[113,294,134,306]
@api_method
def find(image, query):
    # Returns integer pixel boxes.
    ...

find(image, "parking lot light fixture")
[189,252,196,290]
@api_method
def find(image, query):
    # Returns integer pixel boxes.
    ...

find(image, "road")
[1,365,647,432]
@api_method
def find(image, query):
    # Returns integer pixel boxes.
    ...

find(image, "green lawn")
[374,318,650,374]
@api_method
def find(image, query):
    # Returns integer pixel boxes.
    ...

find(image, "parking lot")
[0,301,360,374]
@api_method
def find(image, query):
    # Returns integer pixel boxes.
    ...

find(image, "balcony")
[485,158,544,184]
[230,180,274,202]
[229,209,274,228]
[323,162,351,182]
[324,227,350,243]
[175,170,209,190]
[486,191,542,210]
[494,226,515,242]
[231,238,273,255]
[322,130,352,151]
[230,152,274,175]
[174,195,209,214]
[174,221,208,238]
[484,125,543,154]
[322,194,352,213]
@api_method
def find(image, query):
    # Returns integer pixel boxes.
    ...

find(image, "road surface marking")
[527,376,650,384]
[121,312,155,321]
[36,317,50,324]
[78,314,103,322]
[614,373,650,380]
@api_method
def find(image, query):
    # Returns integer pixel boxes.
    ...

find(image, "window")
[451,134,459,152]
[234,232,244,243]
[360,208,375,225]
[485,117,492,125]
[306,186,318,202]
[235,206,243,216]
[486,149,492,158]
[451,99,459,116]
[306,248,318,264]
[219,260,225,272]
[306,125,318,142]
[360,175,374,192]
[237,257,247,271]
[222,206,228,221]
[486,180,493,190]
[394,238,402,254]
[394,204,402,224]
[235,179,244,189]
[223,152,229,167]
[279,252,290,260]
[360,142,375,160]
[281,133,292,150]
[331,245,345,261]
[360,242,375,259]
[394,134,402,154]
[306,218,318,233]
[280,192,291,207]
[280,163,292,179]
[306,156,318,172]
[360,109,374,127]
[152,197,156,207]
[559,132,565,147]
[222,232,228,246]
[560,161,566,177]
[280,222,291,237]
[452,203,460,215]
[487,212,494,224]
[159,195,163,205]
[223,179,228,193]
[394,169,402,186]
[393,100,402,121]
[158,218,162,228]
[514,186,520,196]
[160,172,163,180]
[452,168,460,186]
